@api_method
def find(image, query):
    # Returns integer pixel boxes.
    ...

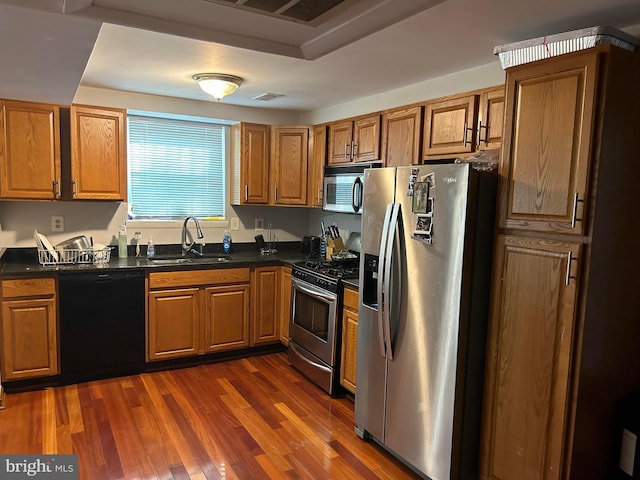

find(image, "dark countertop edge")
[342,278,359,289]
[0,243,307,277]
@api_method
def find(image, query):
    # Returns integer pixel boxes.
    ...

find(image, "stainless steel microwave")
[323,163,380,214]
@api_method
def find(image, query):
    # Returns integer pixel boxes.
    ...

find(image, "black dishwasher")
[59,270,145,384]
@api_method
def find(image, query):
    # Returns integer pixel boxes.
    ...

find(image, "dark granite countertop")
[0,242,307,277]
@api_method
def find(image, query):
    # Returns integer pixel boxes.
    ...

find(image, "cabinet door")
[251,267,280,345]
[478,86,505,151]
[272,126,308,205]
[70,105,127,200]
[0,100,61,199]
[381,106,423,166]
[353,114,381,162]
[240,123,270,204]
[148,288,200,360]
[480,235,581,480]
[423,94,478,157]
[339,287,359,395]
[1,297,58,380]
[279,266,292,345]
[499,51,598,235]
[328,120,353,165]
[308,125,326,207]
[204,284,250,353]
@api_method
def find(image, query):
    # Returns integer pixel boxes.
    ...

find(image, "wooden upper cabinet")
[238,123,270,204]
[0,100,61,200]
[308,125,327,207]
[499,52,598,235]
[423,94,478,158]
[480,235,581,480]
[271,126,309,206]
[328,114,380,165]
[477,86,505,151]
[381,105,423,166]
[70,104,127,200]
[328,120,354,165]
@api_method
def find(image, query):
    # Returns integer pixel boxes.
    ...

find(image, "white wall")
[0,60,504,250]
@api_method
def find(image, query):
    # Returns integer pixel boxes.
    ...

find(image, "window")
[127,114,226,219]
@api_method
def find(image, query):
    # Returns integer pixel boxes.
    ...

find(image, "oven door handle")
[292,278,337,303]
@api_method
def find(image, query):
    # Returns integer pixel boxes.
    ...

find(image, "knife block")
[326,237,345,260]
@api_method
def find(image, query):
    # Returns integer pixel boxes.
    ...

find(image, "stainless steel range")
[288,258,359,395]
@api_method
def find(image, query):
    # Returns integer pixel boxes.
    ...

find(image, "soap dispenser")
[223,230,232,254]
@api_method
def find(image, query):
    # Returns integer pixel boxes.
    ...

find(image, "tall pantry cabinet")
[480,44,640,480]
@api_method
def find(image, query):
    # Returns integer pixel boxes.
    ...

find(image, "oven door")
[290,277,338,366]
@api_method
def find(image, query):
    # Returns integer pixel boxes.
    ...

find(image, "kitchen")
[2,0,640,479]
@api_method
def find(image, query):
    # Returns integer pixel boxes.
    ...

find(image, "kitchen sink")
[148,254,231,265]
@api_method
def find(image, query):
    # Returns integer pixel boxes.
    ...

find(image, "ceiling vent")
[201,0,348,24]
[252,92,286,101]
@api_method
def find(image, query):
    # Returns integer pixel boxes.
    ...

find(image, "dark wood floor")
[0,352,422,479]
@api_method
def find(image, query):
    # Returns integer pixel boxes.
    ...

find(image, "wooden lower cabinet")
[251,266,280,345]
[340,286,359,395]
[147,268,250,361]
[480,235,581,480]
[148,288,200,361]
[279,266,292,346]
[204,284,250,353]
[1,277,58,380]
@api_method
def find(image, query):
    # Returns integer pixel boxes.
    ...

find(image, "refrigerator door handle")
[377,203,394,357]
[382,202,400,361]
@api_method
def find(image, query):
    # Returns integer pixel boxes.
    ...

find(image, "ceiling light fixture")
[192,73,244,102]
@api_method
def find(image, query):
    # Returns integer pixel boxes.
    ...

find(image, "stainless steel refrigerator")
[355,163,496,480]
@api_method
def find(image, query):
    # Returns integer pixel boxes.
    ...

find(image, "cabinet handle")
[345,142,351,160]
[318,188,323,202]
[477,120,488,146]
[565,250,578,285]
[571,192,584,228]
[244,185,248,202]
[274,186,278,202]
[52,179,61,198]
[463,122,471,147]
[72,179,78,197]
[351,141,358,160]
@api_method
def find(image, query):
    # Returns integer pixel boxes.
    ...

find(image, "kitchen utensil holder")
[38,247,112,266]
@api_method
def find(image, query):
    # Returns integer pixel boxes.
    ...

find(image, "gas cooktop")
[292,258,359,293]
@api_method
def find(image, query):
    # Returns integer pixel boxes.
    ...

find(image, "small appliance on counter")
[302,235,321,257]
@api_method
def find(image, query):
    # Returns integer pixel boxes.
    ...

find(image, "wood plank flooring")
[0,352,422,480]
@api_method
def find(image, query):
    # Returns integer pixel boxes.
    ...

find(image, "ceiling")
[1,0,640,113]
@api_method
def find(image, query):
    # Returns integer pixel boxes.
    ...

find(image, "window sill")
[127,219,230,229]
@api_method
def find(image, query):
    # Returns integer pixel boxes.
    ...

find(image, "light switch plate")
[255,218,264,230]
[230,217,240,231]
[51,215,64,232]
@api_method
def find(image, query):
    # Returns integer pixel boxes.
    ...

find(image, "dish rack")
[38,247,113,266]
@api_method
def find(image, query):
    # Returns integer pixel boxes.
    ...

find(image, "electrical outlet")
[230,217,240,231]
[51,215,64,232]
[255,218,264,230]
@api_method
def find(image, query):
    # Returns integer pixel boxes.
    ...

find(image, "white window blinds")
[127,115,226,219]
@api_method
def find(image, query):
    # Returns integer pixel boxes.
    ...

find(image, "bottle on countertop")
[118,225,128,259]
[223,230,232,254]
[147,237,155,258]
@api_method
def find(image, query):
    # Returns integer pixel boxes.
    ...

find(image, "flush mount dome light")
[192,73,244,102]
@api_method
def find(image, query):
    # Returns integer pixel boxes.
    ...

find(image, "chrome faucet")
[181,216,204,256]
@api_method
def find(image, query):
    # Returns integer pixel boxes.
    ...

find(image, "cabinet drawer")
[343,287,359,310]
[149,268,250,289]
[2,278,56,298]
